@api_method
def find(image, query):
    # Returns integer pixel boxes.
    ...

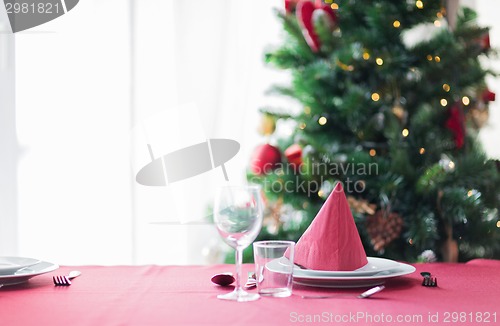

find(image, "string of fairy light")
[298,1,491,213]
[304,1,487,210]
[299,0,474,162]
[283,1,500,232]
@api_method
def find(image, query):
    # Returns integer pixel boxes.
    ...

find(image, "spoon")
[211,273,235,286]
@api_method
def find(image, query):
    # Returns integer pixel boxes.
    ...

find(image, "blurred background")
[0,0,498,265]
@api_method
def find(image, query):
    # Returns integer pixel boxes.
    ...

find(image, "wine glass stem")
[235,247,243,292]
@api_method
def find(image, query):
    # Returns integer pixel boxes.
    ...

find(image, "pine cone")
[366,210,403,251]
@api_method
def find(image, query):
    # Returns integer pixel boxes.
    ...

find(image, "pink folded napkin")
[287,182,368,271]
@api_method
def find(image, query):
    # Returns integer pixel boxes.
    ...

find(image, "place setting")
[283,182,415,289]
[211,182,416,301]
[0,257,59,287]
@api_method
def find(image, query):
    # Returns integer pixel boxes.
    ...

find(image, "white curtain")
[0,9,17,256]
[9,0,284,265]
[14,0,133,265]
[475,0,500,158]
[131,0,287,265]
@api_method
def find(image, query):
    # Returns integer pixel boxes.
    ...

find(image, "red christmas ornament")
[445,104,465,149]
[285,0,300,13]
[482,89,496,103]
[479,32,491,50]
[296,1,338,52]
[250,144,282,175]
[285,144,303,170]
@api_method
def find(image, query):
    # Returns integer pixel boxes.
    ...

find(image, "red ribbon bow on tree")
[295,0,338,52]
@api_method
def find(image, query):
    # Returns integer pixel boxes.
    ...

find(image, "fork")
[422,276,437,287]
[420,272,438,287]
[53,271,82,286]
[244,272,257,290]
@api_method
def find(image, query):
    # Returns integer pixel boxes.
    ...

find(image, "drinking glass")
[253,241,295,297]
[213,185,263,302]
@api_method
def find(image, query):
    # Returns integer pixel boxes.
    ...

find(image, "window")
[6,0,285,265]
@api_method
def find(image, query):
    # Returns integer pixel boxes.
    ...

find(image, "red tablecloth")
[1,260,499,326]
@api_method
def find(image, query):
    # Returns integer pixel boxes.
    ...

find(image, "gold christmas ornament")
[347,196,376,215]
[258,114,277,136]
[468,106,489,129]
[392,99,407,123]
[392,104,404,119]
[335,59,354,71]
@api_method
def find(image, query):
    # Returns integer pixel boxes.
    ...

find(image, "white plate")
[0,257,41,275]
[292,257,401,277]
[293,263,416,288]
[0,261,58,285]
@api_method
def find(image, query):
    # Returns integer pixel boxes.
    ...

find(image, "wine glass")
[213,185,263,302]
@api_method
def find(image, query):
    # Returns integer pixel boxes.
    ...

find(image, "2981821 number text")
[5,2,60,14]
[443,312,496,323]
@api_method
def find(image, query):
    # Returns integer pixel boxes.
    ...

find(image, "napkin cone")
[286,182,368,271]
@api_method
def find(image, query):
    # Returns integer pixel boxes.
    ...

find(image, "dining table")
[0,259,499,326]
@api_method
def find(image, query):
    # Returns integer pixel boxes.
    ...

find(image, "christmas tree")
[248,0,500,263]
